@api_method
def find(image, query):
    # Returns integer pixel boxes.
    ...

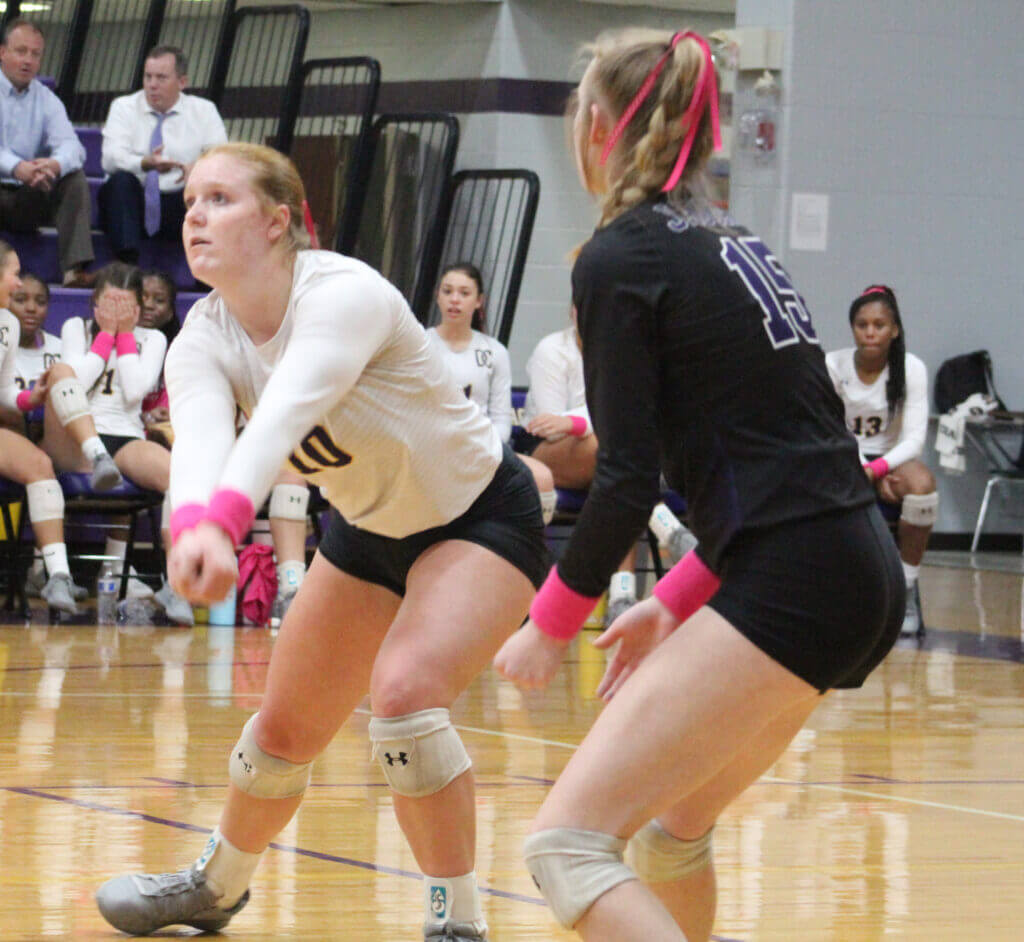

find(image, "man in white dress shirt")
[99,46,227,263]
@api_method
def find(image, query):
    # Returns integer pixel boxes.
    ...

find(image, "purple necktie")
[144,112,167,237]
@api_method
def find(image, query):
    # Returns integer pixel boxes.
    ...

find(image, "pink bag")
[237,543,277,627]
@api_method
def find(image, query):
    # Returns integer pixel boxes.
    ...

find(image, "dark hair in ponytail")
[849,284,905,420]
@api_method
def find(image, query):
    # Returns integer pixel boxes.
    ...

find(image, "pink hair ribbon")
[599,31,722,193]
[302,199,320,250]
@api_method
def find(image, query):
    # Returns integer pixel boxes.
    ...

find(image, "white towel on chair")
[935,393,998,474]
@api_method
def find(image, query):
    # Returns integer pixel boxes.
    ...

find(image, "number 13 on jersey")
[721,235,818,349]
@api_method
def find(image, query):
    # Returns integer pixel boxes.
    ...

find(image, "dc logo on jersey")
[430,885,448,918]
[475,349,493,368]
[43,353,59,368]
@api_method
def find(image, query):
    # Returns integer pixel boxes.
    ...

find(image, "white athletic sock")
[423,871,485,930]
[105,537,128,570]
[276,560,306,597]
[196,828,262,910]
[82,436,109,464]
[902,561,919,588]
[41,543,70,578]
[608,570,636,603]
[648,501,682,546]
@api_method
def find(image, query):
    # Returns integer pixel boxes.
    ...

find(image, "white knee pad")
[49,376,91,426]
[539,488,557,525]
[26,479,64,523]
[523,828,636,929]
[269,484,309,521]
[901,492,938,527]
[228,714,313,799]
[368,708,471,798]
[628,820,714,883]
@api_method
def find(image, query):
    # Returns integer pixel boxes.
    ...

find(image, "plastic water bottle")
[96,562,118,625]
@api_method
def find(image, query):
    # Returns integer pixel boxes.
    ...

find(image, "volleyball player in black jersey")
[493,28,904,941]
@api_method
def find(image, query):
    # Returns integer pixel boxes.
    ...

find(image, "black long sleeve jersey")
[557,198,873,598]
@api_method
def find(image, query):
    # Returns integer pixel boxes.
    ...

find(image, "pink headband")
[599,31,722,192]
[860,285,890,298]
[302,199,320,249]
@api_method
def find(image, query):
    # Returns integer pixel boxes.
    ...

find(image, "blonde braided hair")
[577,29,716,228]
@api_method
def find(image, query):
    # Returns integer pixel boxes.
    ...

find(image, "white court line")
[761,778,1024,824]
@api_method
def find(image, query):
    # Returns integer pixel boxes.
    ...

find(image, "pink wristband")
[568,415,588,437]
[865,457,889,479]
[90,331,116,360]
[15,389,33,412]
[204,488,255,547]
[169,503,206,544]
[529,566,602,641]
[115,332,138,356]
[651,549,721,623]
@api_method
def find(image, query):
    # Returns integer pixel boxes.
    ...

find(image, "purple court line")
[0,658,271,674]
[3,783,747,941]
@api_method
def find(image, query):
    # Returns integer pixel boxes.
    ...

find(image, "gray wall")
[732,0,1024,535]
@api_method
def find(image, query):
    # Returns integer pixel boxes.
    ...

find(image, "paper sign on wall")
[789,192,829,252]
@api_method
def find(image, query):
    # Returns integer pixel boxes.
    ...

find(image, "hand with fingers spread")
[493,618,571,690]
[592,596,680,701]
[169,522,238,604]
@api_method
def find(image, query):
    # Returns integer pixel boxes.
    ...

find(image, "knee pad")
[628,820,714,883]
[523,827,636,929]
[49,376,90,426]
[269,483,309,521]
[901,492,938,527]
[228,714,313,799]
[368,708,471,798]
[539,488,557,525]
[26,479,64,523]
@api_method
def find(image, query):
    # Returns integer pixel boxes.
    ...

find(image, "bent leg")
[532,435,597,490]
[528,606,819,940]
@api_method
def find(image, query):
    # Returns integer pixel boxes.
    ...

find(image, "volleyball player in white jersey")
[95,142,547,940]
[8,272,61,400]
[47,262,193,624]
[826,284,936,635]
[0,242,80,613]
[427,262,557,524]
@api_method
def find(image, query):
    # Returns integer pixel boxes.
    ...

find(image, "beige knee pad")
[269,483,309,520]
[26,479,64,523]
[629,819,714,883]
[368,708,471,797]
[48,376,91,425]
[901,492,938,527]
[228,714,313,799]
[523,827,636,929]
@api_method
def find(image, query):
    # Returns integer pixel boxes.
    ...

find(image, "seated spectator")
[426,261,557,522]
[139,269,177,435]
[826,284,937,636]
[0,240,81,613]
[45,261,193,624]
[0,19,95,287]
[100,45,227,264]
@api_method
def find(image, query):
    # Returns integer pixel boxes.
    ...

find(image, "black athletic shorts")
[318,445,550,597]
[99,433,142,457]
[708,503,904,692]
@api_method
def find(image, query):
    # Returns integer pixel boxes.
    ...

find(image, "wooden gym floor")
[0,551,1022,940]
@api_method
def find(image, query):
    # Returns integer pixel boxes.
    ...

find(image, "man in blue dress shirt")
[0,19,95,287]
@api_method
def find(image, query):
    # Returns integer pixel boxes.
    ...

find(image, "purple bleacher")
[77,127,103,178]
[4,228,196,288]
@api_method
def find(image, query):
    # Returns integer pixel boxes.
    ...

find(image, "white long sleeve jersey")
[14,329,61,388]
[167,251,503,539]
[425,327,514,442]
[522,326,592,435]
[61,317,167,439]
[825,347,929,469]
[0,308,23,412]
